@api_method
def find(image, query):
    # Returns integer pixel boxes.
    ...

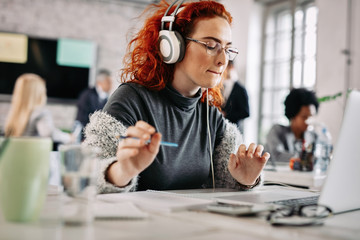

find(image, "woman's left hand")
[228,143,270,186]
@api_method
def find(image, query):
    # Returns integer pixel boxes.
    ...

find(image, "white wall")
[221,0,253,84]
[315,0,360,143]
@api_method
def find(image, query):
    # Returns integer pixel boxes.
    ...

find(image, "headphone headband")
[159,0,186,64]
[161,0,185,31]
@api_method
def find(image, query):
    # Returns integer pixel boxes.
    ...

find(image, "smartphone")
[207,202,271,216]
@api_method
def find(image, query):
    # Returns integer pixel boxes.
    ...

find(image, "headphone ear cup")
[159,30,185,64]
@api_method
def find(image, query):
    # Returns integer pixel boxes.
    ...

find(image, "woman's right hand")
[106,121,162,187]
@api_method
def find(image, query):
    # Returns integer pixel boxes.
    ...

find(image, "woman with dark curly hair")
[265,88,319,164]
[84,0,269,193]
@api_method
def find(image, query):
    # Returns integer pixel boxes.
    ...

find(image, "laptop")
[215,90,360,214]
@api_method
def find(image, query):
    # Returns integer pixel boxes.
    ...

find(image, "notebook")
[215,90,360,214]
[97,190,213,213]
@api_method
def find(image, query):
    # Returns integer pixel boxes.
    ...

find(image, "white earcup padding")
[159,30,184,64]
[159,36,172,59]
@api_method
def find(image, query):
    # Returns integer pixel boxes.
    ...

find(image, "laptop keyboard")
[266,195,319,207]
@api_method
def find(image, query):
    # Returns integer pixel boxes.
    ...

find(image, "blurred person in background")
[221,61,249,133]
[4,73,74,145]
[76,69,112,140]
[265,88,319,164]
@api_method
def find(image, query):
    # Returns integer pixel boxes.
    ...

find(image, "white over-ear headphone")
[159,0,186,64]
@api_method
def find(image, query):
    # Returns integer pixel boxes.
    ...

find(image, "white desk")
[0,187,359,240]
[263,165,327,189]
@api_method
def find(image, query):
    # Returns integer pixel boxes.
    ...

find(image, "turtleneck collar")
[161,84,202,111]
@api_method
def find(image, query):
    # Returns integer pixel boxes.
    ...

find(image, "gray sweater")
[23,107,71,144]
[265,124,317,163]
[84,83,260,193]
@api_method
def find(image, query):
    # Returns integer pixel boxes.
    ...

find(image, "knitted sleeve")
[211,120,262,190]
[83,111,138,193]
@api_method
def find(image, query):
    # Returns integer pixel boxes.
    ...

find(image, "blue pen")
[117,135,178,148]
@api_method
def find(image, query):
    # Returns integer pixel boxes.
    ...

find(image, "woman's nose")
[216,49,227,66]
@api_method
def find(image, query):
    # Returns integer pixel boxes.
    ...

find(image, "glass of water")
[59,144,99,225]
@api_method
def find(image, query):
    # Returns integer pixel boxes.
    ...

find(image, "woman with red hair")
[85,0,270,193]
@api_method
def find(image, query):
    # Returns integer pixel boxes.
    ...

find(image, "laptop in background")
[215,90,360,214]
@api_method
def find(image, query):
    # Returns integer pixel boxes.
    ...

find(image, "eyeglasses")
[186,37,238,61]
[267,204,333,226]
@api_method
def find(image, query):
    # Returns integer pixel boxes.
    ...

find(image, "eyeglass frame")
[185,37,239,61]
[266,204,333,226]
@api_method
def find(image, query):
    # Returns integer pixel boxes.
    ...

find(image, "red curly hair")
[120,0,233,108]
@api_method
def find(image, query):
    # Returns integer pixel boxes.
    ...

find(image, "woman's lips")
[207,70,221,75]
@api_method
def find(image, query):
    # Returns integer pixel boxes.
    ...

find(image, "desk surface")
[0,187,359,240]
[263,165,327,189]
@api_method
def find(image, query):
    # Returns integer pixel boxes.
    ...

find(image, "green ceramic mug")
[0,137,52,222]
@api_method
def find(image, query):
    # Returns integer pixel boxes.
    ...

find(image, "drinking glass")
[59,144,99,224]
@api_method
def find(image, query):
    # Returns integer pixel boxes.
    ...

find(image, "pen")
[116,135,178,148]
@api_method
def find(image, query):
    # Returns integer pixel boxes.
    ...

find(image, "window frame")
[258,0,318,144]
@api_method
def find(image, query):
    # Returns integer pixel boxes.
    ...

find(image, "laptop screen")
[319,90,360,213]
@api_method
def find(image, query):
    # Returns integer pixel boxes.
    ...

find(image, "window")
[258,0,318,144]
